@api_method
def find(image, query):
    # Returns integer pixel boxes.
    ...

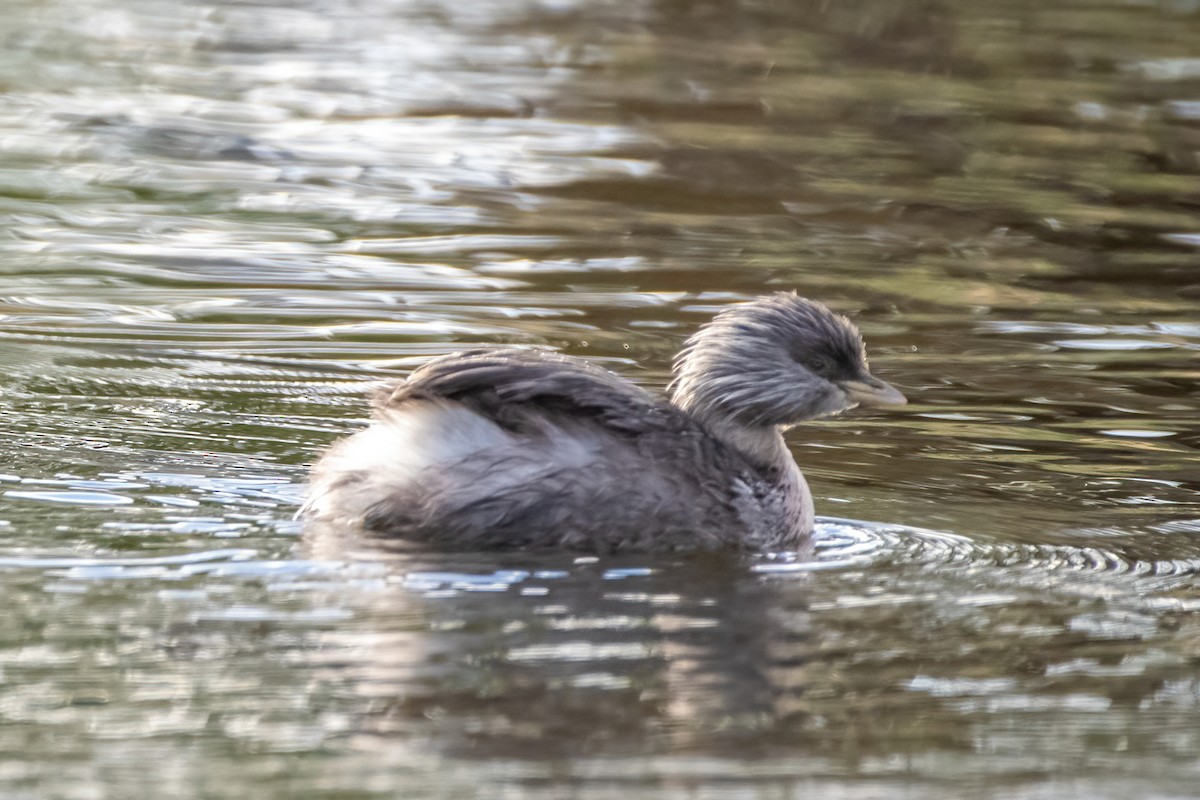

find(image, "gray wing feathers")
[374,349,683,435]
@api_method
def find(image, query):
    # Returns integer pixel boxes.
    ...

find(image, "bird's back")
[303,349,809,552]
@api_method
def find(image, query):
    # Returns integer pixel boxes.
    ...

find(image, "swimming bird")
[302,293,906,552]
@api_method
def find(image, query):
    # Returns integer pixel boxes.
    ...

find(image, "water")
[1,0,1199,796]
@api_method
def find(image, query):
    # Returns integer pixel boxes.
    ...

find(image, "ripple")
[0,471,304,512]
[757,519,1200,584]
[1053,338,1179,352]
[0,548,256,570]
[1099,429,1176,439]
[403,569,533,594]
[3,490,134,505]
[1131,57,1200,80]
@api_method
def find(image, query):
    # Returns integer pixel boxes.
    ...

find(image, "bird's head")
[670,292,906,429]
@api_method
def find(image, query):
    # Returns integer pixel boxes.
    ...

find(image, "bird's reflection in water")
[300,519,1200,780]
[303,521,815,759]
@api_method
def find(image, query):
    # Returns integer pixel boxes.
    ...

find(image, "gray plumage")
[302,292,906,553]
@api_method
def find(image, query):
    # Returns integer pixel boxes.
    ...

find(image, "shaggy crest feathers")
[670,292,869,427]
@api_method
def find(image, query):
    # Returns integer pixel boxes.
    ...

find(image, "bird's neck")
[698,415,792,472]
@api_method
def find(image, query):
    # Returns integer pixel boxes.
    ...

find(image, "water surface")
[1,0,1199,797]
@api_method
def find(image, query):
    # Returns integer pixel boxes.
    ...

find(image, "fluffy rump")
[302,400,514,522]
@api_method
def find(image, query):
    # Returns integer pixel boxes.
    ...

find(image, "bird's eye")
[804,354,832,373]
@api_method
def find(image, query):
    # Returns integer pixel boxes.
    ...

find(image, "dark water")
[2,0,1200,797]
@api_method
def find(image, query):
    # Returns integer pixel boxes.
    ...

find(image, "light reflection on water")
[1,0,1200,796]
[6,517,1200,798]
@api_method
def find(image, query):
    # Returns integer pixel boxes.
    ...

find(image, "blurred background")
[0,0,1198,797]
